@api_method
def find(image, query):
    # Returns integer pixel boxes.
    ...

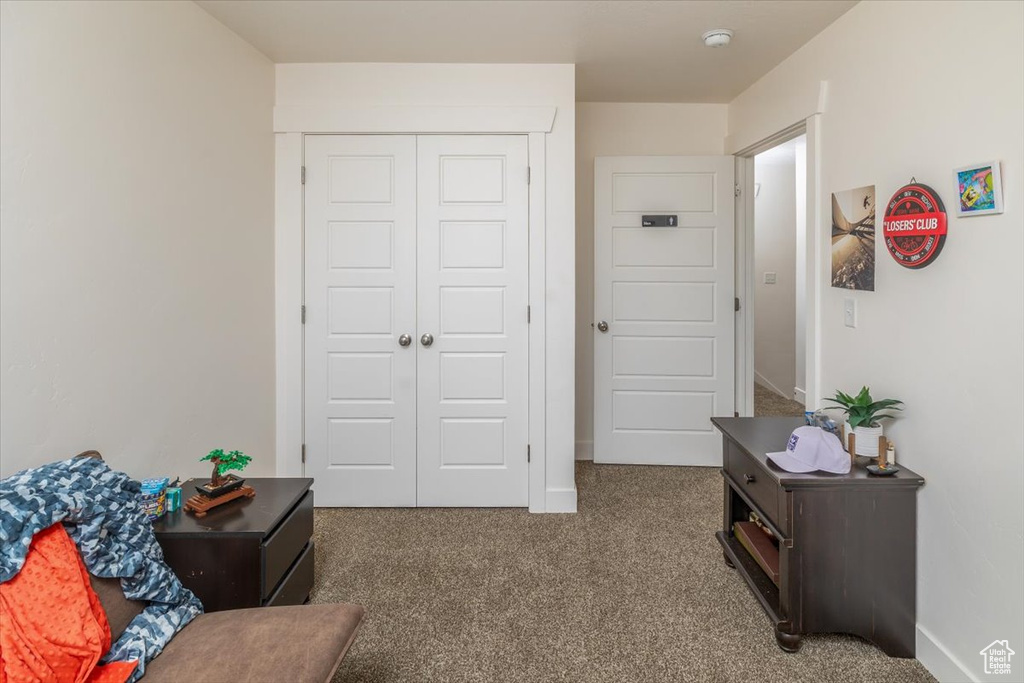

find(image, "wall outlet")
[844,298,857,328]
[763,272,777,285]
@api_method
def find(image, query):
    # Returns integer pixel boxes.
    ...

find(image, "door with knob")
[304,135,418,506]
[415,135,530,507]
[593,155,735,465]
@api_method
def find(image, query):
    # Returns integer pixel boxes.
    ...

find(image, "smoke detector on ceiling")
[702,29,733,48]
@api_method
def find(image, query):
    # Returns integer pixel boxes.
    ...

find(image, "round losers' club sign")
[882,182,948,268]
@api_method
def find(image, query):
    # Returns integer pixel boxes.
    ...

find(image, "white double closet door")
[304,135,530,507]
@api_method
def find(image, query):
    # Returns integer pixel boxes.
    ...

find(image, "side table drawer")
[724,440,780,529]
[262,490,313,598]
[265,541,314,607]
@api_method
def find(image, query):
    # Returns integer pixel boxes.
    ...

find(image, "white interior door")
[593,156,735,465]
[304,135,417,506]
[415,136,530,506]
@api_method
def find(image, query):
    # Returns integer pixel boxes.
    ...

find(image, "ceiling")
[755,135,803,164]
[195,0,857,103]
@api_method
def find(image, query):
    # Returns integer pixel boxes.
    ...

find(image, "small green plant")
[824,387,903,429]
[200,449,252,487]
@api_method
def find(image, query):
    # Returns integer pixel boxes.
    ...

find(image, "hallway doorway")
[751,135,807,416]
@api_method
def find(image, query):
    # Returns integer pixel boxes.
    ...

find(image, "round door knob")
[398,334,412,347]
[420,333,434,347]
[744,474,756,484]
[597,320,609,333]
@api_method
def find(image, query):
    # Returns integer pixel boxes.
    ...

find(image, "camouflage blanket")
[0,456,202,681]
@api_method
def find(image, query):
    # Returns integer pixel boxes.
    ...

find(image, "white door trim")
[733,116,823,415]
[274,107,556,512]
[274,105,556,134]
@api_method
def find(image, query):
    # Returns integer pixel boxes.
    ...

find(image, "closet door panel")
[304,135,417,506]
[415,136,530,507]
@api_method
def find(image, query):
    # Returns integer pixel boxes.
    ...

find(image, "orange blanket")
[0,524,137,683]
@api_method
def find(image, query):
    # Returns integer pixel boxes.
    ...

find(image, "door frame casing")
[733,116,823,416]
[274,107,554,512]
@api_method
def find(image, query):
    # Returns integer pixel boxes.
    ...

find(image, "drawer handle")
[744,474,756,484]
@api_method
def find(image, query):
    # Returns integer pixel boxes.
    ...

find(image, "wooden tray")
[184,485,256,518]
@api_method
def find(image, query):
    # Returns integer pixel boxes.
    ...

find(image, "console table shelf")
[712,417,924,656]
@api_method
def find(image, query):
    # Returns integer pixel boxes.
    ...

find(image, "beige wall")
[753,151,797,400]
[0,1,275,480]
[729,2,1024,679]
[575,103,728,457]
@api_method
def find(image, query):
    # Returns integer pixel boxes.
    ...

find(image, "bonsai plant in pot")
[198,449,252,497]
[824,387,903,457]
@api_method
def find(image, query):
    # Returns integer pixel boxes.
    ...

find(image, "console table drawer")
[724,440,779,528]
[262,490,314,599]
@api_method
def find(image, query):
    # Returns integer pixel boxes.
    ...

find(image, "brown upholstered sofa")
[62,450,364,681]
[90,575,364,682]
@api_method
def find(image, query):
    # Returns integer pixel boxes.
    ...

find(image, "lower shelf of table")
[717,531,782,627]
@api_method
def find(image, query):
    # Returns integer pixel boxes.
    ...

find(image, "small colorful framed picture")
[953,162,1003,217]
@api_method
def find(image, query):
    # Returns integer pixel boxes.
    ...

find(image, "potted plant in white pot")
[824,387,903,457]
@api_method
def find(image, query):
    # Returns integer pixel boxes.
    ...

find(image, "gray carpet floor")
[312,463,934,683]
[754,382,806,418]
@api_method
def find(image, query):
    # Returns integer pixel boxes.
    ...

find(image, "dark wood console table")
[712,417,924,656]
[153,477,314,612]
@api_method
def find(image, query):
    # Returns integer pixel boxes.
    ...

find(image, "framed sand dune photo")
[831,185,876,291]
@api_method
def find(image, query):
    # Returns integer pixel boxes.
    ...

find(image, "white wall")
[753,150,797,400]
[728,2,1024,680]
[575,103,728,458]
[0,1,275,480]
[274,64,577,508]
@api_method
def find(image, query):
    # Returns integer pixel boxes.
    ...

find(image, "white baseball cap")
[767,426,851,474]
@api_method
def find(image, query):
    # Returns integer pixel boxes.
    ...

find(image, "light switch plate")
[764,272,777,285]
[844,298,857,328]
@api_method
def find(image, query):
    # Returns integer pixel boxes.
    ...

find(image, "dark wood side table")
[153,477,314,613]
[711,417,924,657]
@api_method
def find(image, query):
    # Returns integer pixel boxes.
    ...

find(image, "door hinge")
[301,304,306,324]
[734,297,740,312]
[527,167,531,185]
[734,184,741,197]
[527,305,531,323]
[301,166,306,185]
[301,443,306,464]
[527,444,531,463]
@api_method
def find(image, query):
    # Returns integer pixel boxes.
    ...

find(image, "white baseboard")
[917,625,976,682]
[794,387,806,405]
[545,487,577,513]
[754,372,789,399]
[575,440,593,461]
